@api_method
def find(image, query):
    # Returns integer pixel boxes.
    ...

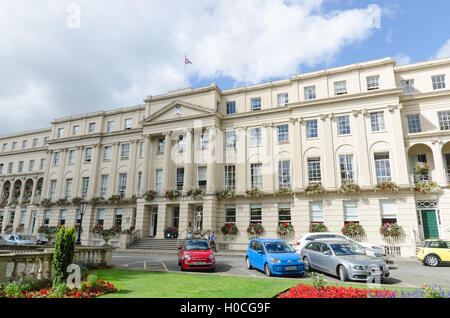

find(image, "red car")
[178,238,216,272]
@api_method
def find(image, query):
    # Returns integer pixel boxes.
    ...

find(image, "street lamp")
[75,196,88,245]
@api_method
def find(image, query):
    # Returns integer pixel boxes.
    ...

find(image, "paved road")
[111,252,450,289]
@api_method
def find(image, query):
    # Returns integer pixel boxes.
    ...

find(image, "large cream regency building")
[1,57,450,257]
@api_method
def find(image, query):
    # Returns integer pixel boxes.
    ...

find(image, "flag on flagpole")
[185,56,192,64]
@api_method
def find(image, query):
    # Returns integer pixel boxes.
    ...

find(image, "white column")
[292,117,303,191]
[262,122,274,192]
[388,105,409,187]
[235,126,248,193]
[142,135,151,192]
[127,140,138,198]
[73,146,84,197]
[320,114,336,190]
[88,144,102,199]
[206,126,216,193]
[354,110,371,188]
[183,128,193,192]
[162,131,172,192]
[431,140,446,185]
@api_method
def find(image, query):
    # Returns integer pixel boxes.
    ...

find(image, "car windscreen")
[329,243,365,256]
[264,242,295,253]
[17,235,31,240]
[184,240,210,250]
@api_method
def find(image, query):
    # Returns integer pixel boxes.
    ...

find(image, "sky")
[0,0,449,135]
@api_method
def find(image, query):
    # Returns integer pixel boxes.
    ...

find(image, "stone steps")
[130,238,182,250]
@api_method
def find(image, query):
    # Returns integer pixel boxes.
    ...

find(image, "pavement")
[110,250,450,289]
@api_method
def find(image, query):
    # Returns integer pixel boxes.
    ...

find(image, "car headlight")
[209,254,214,260]
[351,265,365,270]
[270,258,281,264]
[297,258,302,263]
[184,254,191,260]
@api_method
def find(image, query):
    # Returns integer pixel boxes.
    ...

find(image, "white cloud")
[0,0,382,134]
[436,39,450,59]
[394,53,412,66]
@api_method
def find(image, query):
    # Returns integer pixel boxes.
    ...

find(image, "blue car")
[246,238,305,277]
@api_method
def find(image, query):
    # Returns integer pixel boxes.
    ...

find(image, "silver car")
[301,239,389,282]
[5,234,35,245]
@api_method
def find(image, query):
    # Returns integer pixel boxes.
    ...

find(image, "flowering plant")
[71,197,84,206]
[143,190,158,201]
[339,183,360,194]
[275,187,295,197]
[92,224,104,234]
[375,182,399,192]
[276,222,294,239]
[90,197,106,206]
[416,162,430,175]
[341,222,365,239]
[221,223,238,235]
[247,223,264,238]
[245,188,264,199]
[304,183,325,195]
[107,195,122,205]
[38,225,59,236]
[216,189,235,200]
[15,224,25,233]
[414,181,441,194]
[4,224,13,234]
[40,199,52,208]
[309,222,328,233]
[278,283,397,298]
[165,189,181,200]
[55,198,70,206]
[164,226,178,237]
[186,188,204,200]
[380,223,404,239]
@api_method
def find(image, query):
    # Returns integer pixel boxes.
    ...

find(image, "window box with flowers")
[16,224,25,233]
[71,197,84,206]
[341,222,365,240]
[275,187,295,197]
[4,224,13,234]
[38,225,59,238]
[375,182,399,192]
[186,188,204,200]
[309,222,328,233]
[89,197,106,206]
[217,189,236,200]
[164,226,178,238]
[339,183,360,194]
[165,189,181,200]
[221,223,238,240]
[107,195,122,205]
[416,162,430,175]
[9,200,19,208]
[414,181,442,194]
[247,223,264,239]
[245,188,264,199]
[18,201,29,208]
[55,198,70,206]
[40,198,52,208]
[276,222,295,239]
[304,184,325,196]
[143,190,158,201]
[380,223,404,240]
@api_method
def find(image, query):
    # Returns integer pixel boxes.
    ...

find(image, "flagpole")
[184,53,187,89]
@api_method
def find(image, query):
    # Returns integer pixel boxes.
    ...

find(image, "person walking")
[209,231,216,252]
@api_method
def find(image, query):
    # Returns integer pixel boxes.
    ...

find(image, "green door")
[421,210,439,239]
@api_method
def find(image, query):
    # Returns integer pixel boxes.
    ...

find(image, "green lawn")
[92,269,411,298]
[93,269,301,298]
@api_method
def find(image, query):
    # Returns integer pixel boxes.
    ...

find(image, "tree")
[52,225,76,287]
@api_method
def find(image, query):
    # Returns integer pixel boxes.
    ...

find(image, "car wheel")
[246,257,253,270]
[425,255,440,267]
[303,256,311,271]
[264,263,272,277]
[338,265,349,282]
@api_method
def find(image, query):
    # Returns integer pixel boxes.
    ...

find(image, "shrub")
[52,226,76,287]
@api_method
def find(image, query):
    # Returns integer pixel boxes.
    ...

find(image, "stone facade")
[1,57,450,256]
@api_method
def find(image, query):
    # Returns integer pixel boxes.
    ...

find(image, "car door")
[254,242,266,270]
[441,241,450,262]
[319,243,336,274]
[307,242,322,269]
[247,241,258,268]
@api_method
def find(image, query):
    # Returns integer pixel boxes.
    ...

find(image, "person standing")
[209,231,216,252]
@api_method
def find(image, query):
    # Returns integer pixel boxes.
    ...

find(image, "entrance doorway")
[150,206,158,237]
[421,210,440,239]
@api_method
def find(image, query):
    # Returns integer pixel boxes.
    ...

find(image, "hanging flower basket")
[90,197,106,206]
[40,198,52,208]
[339,183,360,194]
[304,184,325,196]
[247,223,264,239]
[380,223,404,239]
[164,226,178,238]
[217,189,235,200]
[309,222,328,233]
[107,195,122,205]
[375,182,399,192]
[143,190,158,201]
[221,223,238,236]
[165,190,181,200]
[414,181,442,194]
[55,198,70,206]
[342,222,365,240]
[186,188,204,200]
[245,188,264,199]
[72,197,84,206]
[276,222,295,239]
[416,162,430,175]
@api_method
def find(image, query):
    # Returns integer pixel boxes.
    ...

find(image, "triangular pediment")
[142,100,215,124]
